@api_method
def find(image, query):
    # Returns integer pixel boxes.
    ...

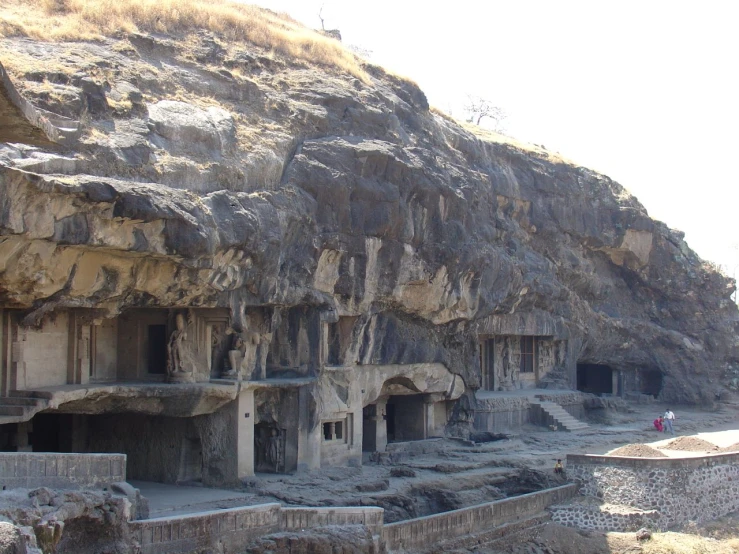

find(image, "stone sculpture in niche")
[255,423,285,473]
[223,329,261,379]
[555,340,566,368]
[209,323,229,377]
[266,428,283,472]
[500,337,511,390]
[224,334,245,379]
[167,311,197,383]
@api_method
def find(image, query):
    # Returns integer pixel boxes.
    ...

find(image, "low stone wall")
[383,484,578,552]
[551,499,660,532]
[282,506,384,536]
[556,452,739,531]
[129,504,384,554]
[0,453,126,489]
[535,392,585,406]
[128,486,575,554]
[130,503,280,554]
[474,396,531,433]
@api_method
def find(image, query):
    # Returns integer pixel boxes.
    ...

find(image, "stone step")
[531,399,589,432]
[9,390,54,400]
[0,397,41,407]
[0,406,25,416]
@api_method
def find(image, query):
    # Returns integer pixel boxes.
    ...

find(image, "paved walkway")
[130,480,258,517]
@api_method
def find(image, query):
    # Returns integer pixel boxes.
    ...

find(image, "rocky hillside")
[1,1,737,403]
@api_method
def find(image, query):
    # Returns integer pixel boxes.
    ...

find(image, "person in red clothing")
[653,416,664,432]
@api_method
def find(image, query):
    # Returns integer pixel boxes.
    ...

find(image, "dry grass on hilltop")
[0,0,368,81]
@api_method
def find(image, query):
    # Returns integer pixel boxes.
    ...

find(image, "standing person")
[663,409,676,435]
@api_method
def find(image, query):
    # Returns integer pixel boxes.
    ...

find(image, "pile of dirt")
[718,442,739,453]
[661,436,719,452]
[608,444,667,457]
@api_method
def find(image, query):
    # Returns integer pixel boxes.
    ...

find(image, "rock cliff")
[0,4,737,404]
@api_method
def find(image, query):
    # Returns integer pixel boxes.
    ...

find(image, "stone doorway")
[362,404,379,452]
[386,395,426,443]
[640,369,663,397]
[577,364,614,395]
[147,324,167,375]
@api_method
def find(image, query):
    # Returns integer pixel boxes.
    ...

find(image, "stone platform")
[473,389,587,433]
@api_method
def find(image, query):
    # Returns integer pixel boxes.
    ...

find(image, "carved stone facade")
[479,335,567,391]
[0,305,464,481]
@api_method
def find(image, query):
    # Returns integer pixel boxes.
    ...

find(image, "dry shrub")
[0,0,368,81]
[41,0,70,13]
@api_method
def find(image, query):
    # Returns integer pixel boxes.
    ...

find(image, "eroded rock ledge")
[0,28,737,408]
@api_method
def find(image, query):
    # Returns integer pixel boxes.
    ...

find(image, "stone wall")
[281,506,384,535]
[473,395,531,433]
[127,488,573,554]
[0,452,126,489]
[554,453,739,531]
[128,503,384,554]
[474,393,586,433]
[382,484,578,552]
[16,313,69,389]
[129,503,281,554]
[86,414,200,484]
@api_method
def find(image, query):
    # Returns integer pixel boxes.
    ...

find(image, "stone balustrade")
[0,452,126,489]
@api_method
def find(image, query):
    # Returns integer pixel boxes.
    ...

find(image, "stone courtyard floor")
[132,399,739,520]
[130,480,259,517]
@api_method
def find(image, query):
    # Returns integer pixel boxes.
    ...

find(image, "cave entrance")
[386,395,426,443]
[29,414,62,452]
[362,404,378,452]
[146,324,167,375]
[577,364,614,395]
[640,369,663,398]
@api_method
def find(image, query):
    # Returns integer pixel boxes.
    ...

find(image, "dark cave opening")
[639,369,663,397]
[576,363,614,395]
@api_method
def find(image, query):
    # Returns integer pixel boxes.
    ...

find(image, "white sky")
[251,1,739,274]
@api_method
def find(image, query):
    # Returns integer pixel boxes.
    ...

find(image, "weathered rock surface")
[0,22,738,405]
[246,525,379,554]
[0,486,137,554]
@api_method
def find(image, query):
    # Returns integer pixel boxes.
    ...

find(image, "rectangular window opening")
[520,336,535,373]
[322,419,347,443]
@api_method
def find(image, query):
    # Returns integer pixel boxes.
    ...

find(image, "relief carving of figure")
[500,337,510,387]
[266,428,283,473]
[539,341,553,367]
[167,311,196,383]
[556,340,566,367]
[255,424,284,473]
[224,330,261,379]
[225,334,246,379]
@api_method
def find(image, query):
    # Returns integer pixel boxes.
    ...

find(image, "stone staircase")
[0,393,50,425]
[530,399,588,432]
